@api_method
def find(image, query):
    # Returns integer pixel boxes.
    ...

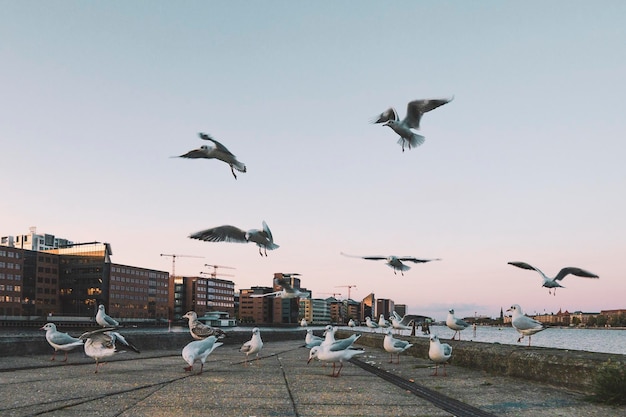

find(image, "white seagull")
[240,327,263,365]
[250,278,310,299]
[365,316,379,332]
[305,329,323,348]
[320,326,361,350]
[390,315,411,332]
[507,304,545,347]
[79,328,140,373]
[182,311,226,340]
[508,261,599,296]
[40,323,84,362]
[307,343,365,377]
[347,319,356,328]
[378,314,390,328]
[446,309,469,340]
[429,334,452,376]
[174,133,247,179]
[383,329,414,364]
[96,304,120,327]
[341,252,441,275]
[182,335,223,374]
[189,220,279,256]
[372,97,453,151]
[300,318,308,327]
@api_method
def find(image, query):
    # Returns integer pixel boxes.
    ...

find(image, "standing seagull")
[446,309,469,340]
[341,252,440,275]
[174,133,247,179]
[240,327,263,365]
[96,304,120,327]
[372,97,453,151]
[182,311,226,340]
[79,328,140,373]
[383,329,413,364]
[305,329,323,348]
[365,316,379,332]
[507,304,545,347]
[189,220,279,256]
[508,262,599,296]
[40,323,84,362]
[182,335,223,374]
[307,343,365,377]
[428,334,452,376]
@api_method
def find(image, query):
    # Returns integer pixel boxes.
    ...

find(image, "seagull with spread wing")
[371,97,453,151]
[341,252,440,275]
[189,220,279,256]
[173,132,246,179]
[250,277,310,299]
[508,261,599,295]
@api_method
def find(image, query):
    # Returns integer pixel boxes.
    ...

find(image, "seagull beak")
[307,357,313,364]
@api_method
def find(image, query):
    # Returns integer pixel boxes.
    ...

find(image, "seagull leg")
[62,351,69,362]
[184,365,193,372]
[431,364,438,376]
[199,363,204,374]
[50,351,56,361]
[443,363,448,377]
[335,362,344,377]
[230,165,237,179]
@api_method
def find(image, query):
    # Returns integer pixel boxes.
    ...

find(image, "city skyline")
[2,2,625,322]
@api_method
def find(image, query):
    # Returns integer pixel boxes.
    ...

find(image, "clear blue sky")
[2,1,625,320]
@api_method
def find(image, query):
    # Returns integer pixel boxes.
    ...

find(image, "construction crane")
[335,285,357,299]
[318,292,342,299]
[160,254,204,277]
[202,264,236,278]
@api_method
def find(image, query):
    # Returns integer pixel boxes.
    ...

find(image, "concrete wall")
[338,329,625,393]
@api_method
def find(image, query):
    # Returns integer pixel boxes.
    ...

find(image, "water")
[358,325,626,355]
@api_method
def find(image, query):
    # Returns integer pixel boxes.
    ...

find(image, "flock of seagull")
[40,303,565,378]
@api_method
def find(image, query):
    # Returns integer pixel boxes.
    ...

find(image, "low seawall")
[336,329,625,393]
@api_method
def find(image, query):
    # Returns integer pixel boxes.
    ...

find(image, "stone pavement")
[0,339,621,417]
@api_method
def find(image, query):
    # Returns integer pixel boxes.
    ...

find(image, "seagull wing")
[405,97,453,129]
[508,261,547,278]
[261,221,274,243]
[250,291,281,298]
[111,332,140,353]
[554,267,599,281]
[189,225,248,243]
[399,257,441,263]
[371,107,398,124]
[198,133,236,157]
[49,331,82,346]
[177,148,208,159]
[340,252,385,261]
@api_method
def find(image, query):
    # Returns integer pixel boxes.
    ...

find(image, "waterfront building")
[1,227,73,251]
[345,299,360,323]
[238,286,274,324]
[361,293,375,322]
[169,275,235,321]
[327,297,345,324]
[310,298,331,324]
[394,304,407,318]
[376,298,395,320]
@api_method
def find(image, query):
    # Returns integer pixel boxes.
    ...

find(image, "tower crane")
[202,264,236,278]
[335,285,357,300]
[160,254,203,277]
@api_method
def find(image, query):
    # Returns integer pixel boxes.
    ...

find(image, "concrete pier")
[0,327,623,416]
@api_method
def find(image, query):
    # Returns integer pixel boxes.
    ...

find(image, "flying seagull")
[250,277,310,299]
[508,262,599,295]
[372,97,453,151]
[173,133,246,179]
[341,252,440,275]
[96,304,120,327]
[189,220,279,256]
[507,304,545,347]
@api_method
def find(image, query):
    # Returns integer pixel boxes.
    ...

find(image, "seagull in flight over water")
[173,133,247,179]
[372,97,453,151]
[508,261,599,295]
[341,252,441,275]
[189,221,279,256]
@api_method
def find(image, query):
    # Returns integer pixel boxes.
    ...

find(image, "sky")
[1,1,625,321]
